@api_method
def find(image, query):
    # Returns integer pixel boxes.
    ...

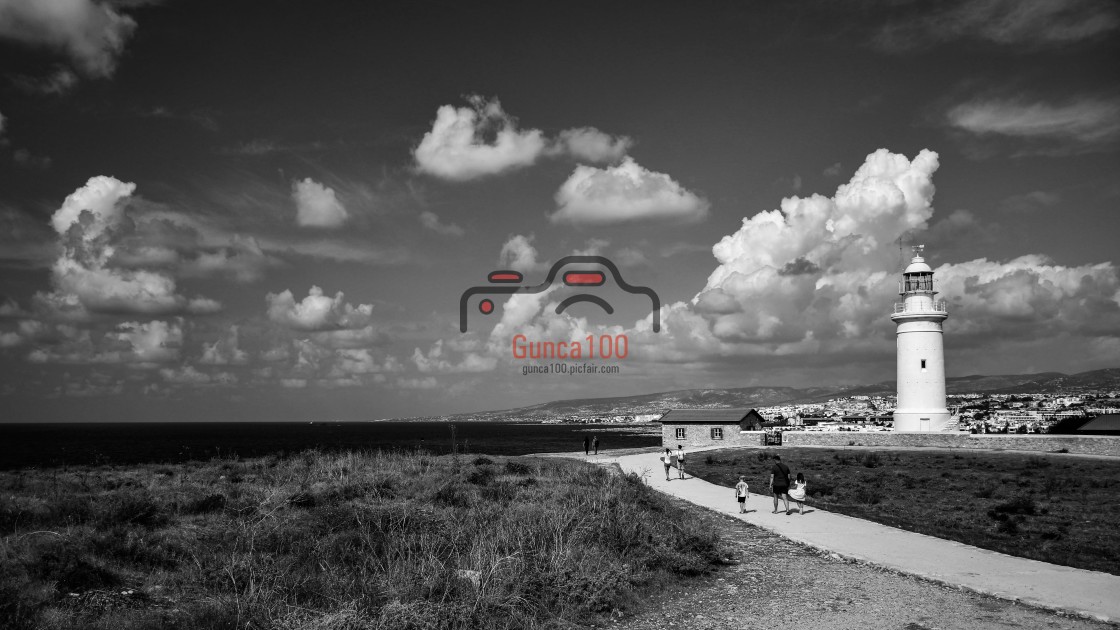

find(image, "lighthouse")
[891,246,950,432]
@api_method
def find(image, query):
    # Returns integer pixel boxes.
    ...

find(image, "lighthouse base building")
[891,248,952,432]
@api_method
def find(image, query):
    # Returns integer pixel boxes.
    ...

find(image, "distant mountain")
[441,367,1120,422]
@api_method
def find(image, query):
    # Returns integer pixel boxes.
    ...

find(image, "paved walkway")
[562,449,1120,624]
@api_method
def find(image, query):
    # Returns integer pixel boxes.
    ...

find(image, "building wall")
[660,424,766,449]
[782,432,1120,457]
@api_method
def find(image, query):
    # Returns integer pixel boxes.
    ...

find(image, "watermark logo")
[459,255,661,333]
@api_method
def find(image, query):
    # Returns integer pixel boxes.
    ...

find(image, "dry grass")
[0,450,726,629]
[694,447,1120,575]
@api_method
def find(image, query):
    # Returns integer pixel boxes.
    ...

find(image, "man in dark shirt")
[769,455,791,514]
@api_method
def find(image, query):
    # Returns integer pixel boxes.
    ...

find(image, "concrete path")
[567,449,1120,624]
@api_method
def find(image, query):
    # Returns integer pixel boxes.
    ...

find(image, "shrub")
[472,456,493,466]
[504,460,532,475]
[861,452,882,469]
[430,481,473,508]
[466,466,495,485]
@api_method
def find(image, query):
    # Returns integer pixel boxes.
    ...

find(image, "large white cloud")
[0,0,138,78]
[36,176,222,319]
[550,157,710,225]
[265,285,374,331]
[418,148,1120,382]
[292,178,349,228]
[413,96,633,181]
[413,96,547,181]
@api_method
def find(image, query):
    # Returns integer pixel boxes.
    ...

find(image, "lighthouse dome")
[904,255,932,274]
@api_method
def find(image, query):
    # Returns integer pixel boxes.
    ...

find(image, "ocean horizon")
[0,421,661,470]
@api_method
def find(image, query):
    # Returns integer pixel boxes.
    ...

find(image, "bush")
[472,456,493,466]
[466,466,495,486]
[861,452,882,468]
[504,460,532,475]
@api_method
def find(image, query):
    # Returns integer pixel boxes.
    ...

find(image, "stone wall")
[781,431,1120,457]
[661,424,766,450]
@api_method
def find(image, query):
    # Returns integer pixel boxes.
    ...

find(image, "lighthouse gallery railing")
[892,300,947,314]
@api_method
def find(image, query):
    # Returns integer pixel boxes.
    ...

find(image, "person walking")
[788,472,808,514]
[592,436,599,455]
[769,454,791,514]
[734,476,750,513]
[675,444,687,479]
[661,448,673,481]
[584,436,589,455]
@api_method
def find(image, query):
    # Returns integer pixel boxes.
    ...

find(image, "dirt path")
[608,500,1113,630]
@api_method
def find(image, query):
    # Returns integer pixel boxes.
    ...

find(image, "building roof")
[1077,414,1120,432]
[658,408,761,424]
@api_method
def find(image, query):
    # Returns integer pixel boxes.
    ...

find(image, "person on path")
[788,472,807,514]
[734,476,749,513]
[769,454,791,514]
[592,436,599,455]
[584,436,589,455]
[661,448,673,481]
[675,444,687,479]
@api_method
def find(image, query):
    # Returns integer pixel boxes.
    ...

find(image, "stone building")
[657,408,767,449]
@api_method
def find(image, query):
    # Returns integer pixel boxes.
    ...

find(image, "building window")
[711,427,723,440]
[675,427,686,440]
[921,359,927,372]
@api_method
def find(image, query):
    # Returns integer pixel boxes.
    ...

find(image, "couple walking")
[661,445,686,480]
[768,455,807,515]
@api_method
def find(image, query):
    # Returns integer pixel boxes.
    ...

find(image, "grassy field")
[689,447,1120,576]
[0,450,727,630]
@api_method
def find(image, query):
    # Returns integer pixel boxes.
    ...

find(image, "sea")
[0,422,661,470]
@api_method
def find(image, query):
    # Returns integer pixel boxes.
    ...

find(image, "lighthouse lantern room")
[891,246,950,432]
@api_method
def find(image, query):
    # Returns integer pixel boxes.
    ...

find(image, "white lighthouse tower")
[891,246,950,432]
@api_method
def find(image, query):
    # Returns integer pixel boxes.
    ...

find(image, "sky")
[0,0,1118,422]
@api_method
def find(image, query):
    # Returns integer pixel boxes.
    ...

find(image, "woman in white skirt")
[788,472,808,514]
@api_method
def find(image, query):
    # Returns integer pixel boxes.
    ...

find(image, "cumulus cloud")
[413,96,547,181]
[33,176,222,319]
[876,0,1119,51]
[413,96,633,181]
[552,127,632,163]
[498,234,546,272]
[27,319,182,366]
[418,211,465,237]
[421,148,1120,382]
[0,0,139,78]
[265,285,374,331]
[411,340,496,373]
[292,178,349,228]
[550,157,709,225]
